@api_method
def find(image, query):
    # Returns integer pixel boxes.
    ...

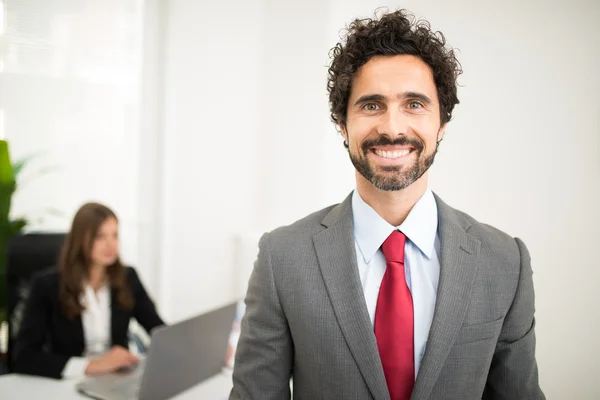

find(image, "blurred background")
[1,0,598,397]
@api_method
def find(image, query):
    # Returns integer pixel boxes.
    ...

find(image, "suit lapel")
[313,194,390,400]
[411,195,481,400]
[73,314,85,352]
[110,287,128,347]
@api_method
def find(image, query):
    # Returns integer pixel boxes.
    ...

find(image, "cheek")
[412,120,441,146]
[91,241,105,255]
[91,246,102,259]
[347,125,374,149]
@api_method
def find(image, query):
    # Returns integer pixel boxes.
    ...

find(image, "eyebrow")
[353,92,433,107]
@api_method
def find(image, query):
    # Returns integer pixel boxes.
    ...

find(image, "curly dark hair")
[327,8,462,128]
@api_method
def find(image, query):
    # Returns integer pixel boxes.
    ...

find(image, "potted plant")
[0,140,28,324]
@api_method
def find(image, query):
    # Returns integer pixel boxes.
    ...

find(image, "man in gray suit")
[230,9,544,400]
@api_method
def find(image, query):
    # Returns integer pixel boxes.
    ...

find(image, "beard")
[348,135,438,191]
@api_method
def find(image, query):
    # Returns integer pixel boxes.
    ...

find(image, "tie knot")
[381,230,406,263]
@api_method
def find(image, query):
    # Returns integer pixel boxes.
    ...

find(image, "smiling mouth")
[371,148,413,159]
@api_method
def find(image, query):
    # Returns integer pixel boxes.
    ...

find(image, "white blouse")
[80,284,111,356]
[62,283,111,378]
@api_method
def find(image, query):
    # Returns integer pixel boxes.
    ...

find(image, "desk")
[0,371,232,399]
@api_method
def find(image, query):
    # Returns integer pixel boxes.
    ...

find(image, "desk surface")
[0,371,232,399]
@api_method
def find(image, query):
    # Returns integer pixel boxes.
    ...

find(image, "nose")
[376,108,408,139]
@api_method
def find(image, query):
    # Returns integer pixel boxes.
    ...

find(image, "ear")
[437,123,447,143]
[339,124,348,140]
[339,124,350,149]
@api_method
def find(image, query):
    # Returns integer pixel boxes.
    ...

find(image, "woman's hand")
[84,346,139,376]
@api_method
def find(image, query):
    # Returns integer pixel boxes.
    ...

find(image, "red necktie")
[375,230,414,400]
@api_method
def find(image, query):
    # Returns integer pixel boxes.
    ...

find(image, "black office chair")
[5,232,66,372]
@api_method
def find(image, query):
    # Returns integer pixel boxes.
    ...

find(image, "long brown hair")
[59,202,133,319]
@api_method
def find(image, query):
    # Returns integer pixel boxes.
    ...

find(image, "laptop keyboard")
[106,375,141,399]
[95,362,145,400]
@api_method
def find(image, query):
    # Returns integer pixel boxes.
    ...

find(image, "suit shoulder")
[256,204,339,259]
[124,266,142,284]
[458,209,514,240]
[451,208,523,265]
[266,204,337,242]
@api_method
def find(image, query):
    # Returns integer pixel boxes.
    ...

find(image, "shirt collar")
[352,188,438,263]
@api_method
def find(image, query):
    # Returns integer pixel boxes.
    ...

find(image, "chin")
[102,257,118,266]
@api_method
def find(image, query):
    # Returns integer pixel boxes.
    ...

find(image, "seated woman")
[13,202,165,379]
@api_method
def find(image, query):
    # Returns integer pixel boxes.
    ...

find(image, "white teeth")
[375,149,410,159]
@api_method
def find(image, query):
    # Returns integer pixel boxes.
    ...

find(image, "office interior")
[1,0,599,398]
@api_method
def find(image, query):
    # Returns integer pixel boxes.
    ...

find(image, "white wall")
[158,0,264,320]
[253,0,335,229]
[1,0,150,281]
[158,0,341,321]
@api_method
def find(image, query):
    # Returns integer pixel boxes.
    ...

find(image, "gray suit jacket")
[230,193,544,400]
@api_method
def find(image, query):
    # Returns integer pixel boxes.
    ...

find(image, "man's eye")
[363,103,380,111]
[408,101,424,109]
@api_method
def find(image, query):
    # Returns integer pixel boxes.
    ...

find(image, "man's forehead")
[351,55,437,98]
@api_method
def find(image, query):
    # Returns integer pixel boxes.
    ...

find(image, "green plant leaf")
[10,218,27,235]
[12,159,28,179]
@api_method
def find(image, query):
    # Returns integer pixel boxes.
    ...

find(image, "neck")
[355,171,428,226]
[88,264,106,291]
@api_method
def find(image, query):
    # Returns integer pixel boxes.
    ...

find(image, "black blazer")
[12,266,164,379]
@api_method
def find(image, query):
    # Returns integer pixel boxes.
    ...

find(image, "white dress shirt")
[62,283,111,379]
[351,188,441,376]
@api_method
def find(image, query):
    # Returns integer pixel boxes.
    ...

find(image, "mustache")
[360,135,425,153]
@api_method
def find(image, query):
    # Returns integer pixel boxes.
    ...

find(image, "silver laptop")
[76,302,237,400]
